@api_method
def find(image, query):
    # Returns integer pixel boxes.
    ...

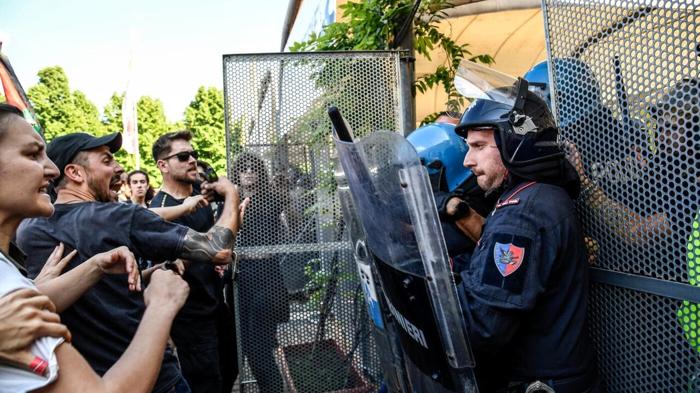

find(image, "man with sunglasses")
[17,131,246,393]
[151,131,238,393]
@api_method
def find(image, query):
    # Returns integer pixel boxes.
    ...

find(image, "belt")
[503,367,601,393]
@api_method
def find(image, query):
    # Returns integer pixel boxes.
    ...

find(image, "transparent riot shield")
[331,109,478,393]
[336,166,411,393]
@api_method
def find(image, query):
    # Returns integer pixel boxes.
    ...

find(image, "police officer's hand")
[563,140,587,181]
[585,236,600,265]
[448,200,484,244]
[446,197,471,219]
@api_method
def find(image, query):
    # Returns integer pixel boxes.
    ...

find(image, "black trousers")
[239,315,284,393]
[172,308,238,393]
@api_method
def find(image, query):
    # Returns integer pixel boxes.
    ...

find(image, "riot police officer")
[408,120,497,266]
[451,61,601,392]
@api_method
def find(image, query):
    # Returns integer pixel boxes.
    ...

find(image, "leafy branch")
[290,0,494,124]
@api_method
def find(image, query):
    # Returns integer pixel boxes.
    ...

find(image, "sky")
[0,0,291,121]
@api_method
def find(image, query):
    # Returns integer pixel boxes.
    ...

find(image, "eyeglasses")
[161,150,198,162]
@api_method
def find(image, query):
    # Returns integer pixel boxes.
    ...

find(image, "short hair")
[55,150,90,190]
[0,104,24,143]
[127,169,149,184]
[152,130,193,162]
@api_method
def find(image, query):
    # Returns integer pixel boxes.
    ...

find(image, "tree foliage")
[290,0,494,124]
[23,66,232,186]
[185,86,228,175]
[27,66,106,140]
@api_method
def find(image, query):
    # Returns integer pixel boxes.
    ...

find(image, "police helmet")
[407,122,472,192]
[453,61,563,181]
[551,58,602,128]
[524,60,551,108]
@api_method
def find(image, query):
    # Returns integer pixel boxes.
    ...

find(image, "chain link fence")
[544,1,700,391]
[222,51,406,393]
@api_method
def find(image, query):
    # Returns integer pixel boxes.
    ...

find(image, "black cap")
[47,132,122,185]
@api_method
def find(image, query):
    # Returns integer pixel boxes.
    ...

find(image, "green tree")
[27,66,104,140]
[184,86,228,174]
[102,92,173,186]
[291,0,493,123]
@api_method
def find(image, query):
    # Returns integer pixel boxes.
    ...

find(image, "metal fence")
[543,1,700,391]
[222,51,406,393]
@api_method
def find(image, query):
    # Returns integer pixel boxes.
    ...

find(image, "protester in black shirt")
[151,131,240,393]
[17,131,245,393]
[232,152,290,393]
[0,104,190,393]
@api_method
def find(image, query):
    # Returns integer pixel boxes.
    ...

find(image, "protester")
[151,131,239,393]
[127,170,154,207]
[0,103,190,393]
[232,152,290,393]
[16,128,245,393]
[127,168,208,221]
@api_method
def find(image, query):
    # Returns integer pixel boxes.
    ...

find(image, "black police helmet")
[455,81,563,180]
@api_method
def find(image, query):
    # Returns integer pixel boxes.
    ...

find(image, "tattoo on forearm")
[180,226,236,263]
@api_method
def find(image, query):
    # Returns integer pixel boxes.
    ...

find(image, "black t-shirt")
[150,190,221,320]
[16,202,188,393]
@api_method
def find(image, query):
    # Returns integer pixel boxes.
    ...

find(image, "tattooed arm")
[176,176,249,264]
[180,226,236,264]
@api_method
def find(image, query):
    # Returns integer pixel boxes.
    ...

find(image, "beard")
[173,170,198,185]
[87,177,114,202]
[85,171,119,202]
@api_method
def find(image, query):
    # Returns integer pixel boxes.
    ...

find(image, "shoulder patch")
[493,242,525,276]
[482,233,532,293]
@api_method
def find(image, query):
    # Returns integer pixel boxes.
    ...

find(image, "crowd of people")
[0,54,697,393]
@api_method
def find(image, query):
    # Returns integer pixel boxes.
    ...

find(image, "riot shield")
[331,110,478,393]
[336,166,411,393]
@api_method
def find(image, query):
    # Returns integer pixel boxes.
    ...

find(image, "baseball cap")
[47,132,122,185]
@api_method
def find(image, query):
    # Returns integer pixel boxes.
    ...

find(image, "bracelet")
[29,356,48,377]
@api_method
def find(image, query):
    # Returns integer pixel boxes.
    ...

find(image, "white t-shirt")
[0,252,63,393]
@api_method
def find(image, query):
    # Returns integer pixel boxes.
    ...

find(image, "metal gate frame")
[542,1,700,390]
[222,51,408,393]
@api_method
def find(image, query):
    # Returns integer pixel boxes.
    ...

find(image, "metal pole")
[398,37,416,135]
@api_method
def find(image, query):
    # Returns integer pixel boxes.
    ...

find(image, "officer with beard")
[449,62,600,392]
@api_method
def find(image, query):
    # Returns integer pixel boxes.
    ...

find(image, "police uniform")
[458,179,598,392]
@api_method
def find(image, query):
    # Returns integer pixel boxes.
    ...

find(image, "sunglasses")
[161,150,199,162]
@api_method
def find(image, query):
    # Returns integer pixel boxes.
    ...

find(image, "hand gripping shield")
[329,108,478,393]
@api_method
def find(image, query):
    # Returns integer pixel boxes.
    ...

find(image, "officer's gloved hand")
[445,197,471,221]
[445,197,484,243]
[435,191,466,221]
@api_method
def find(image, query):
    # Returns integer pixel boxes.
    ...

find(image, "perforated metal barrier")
[223,51,405,393]
[543,2,700,391]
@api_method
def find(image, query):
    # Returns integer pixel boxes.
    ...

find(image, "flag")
[121,79,139,155]
[0,50,44,136]
[121,30,140,168]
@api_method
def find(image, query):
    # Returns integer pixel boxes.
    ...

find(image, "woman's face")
[238,163,259,188]
[0,116,59,219]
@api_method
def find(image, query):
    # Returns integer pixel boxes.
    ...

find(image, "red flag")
[0,50,44,136]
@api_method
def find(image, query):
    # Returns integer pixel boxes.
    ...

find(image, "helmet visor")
[455,60,520,108]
